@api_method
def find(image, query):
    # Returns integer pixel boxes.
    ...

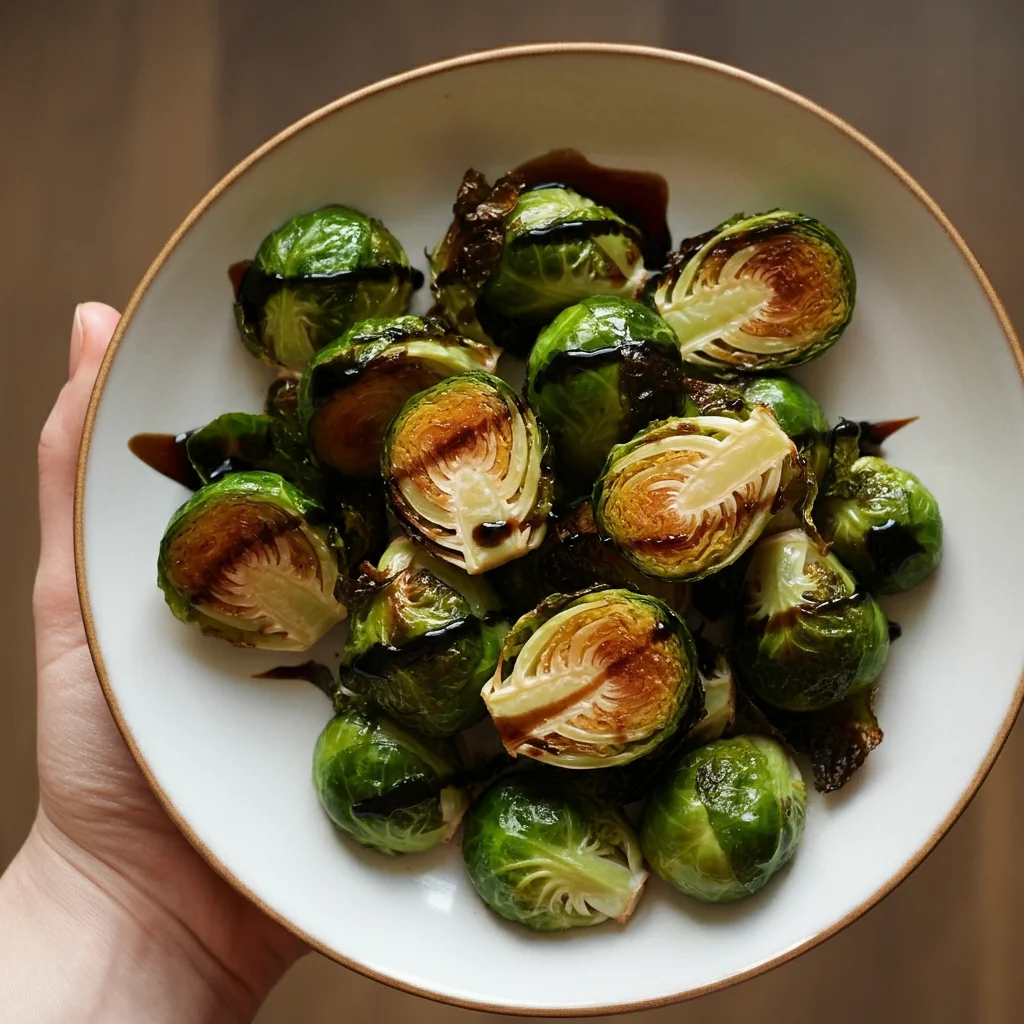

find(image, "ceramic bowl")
[76,43,1023,1014]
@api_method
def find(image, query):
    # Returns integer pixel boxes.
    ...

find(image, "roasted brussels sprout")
[593,406,797,582]
[640,736,805,903]
[185,411,323,497]
[733,528,890,711]
[462,775,647,930]
[157,472,348,650]
[486,500,688,617]
[526,296,683,491]
[653,211,855,374]
[430,171,648,356]
[312,700,468,854]
[234,206,420,373]
[298,315,499,477]
[382,372,554,574]
[818,422,942,593]
[482,587,696,767]
[342,538,508,736]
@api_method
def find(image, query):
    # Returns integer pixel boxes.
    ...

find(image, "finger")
[35,303,121,656]
[68,304,84,379]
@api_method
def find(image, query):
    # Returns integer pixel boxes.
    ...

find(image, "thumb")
[34,302,121,663]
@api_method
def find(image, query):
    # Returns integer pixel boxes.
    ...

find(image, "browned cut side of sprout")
[382,373,553,575]
[593,406,797,582]
[482,588,696,768]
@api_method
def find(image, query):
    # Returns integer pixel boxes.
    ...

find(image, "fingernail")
[69,304,84,379]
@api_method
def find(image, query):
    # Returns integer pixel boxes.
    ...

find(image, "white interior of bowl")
[79,48,1024,1013]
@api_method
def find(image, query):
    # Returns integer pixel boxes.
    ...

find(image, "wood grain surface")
[1,2,1020,1020]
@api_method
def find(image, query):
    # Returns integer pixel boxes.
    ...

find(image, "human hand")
[0,304,305,1023]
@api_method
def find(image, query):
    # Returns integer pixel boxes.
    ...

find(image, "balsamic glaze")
[254,660,337,699]
[348,618,479,682]
[472,520,515,548]
[514,149,671,264]
[651,620,674,643]
[865,519,925,577]
[508,218,643,252]
[127,432,201,490]
[351,777,437,819]
[349,752,514,820]
[857,416,919,456]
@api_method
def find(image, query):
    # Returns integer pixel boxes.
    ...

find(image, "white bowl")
[76,43,1023,1014]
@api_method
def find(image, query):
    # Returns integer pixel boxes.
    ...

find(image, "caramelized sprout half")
[382,373,554,574]
[482,587,696,768]
[593,406,797,581]
[157,472,347,650]
[654,210,855,374]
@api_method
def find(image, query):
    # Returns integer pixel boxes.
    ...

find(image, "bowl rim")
[73,41,1023,1016]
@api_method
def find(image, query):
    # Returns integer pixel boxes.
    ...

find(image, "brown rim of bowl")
[73,42,1023,1016]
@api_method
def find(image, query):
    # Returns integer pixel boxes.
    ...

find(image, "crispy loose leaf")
[737,686,883,793]
[430,169,524,334]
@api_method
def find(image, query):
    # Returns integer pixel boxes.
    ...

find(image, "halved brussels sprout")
[342,538,508,736]
[680,375,829,537]
[299,315,499,478]
[593,406,797,581]
[234,206,420,373]
[382,372,554,574]
[430,171,648,356]
[482,587,696,767]
[461,775,647,930]
[487,500,689,618]
[733,528,890,711]
[157,471,347,650]
[654,211,855,374]
[526,296,683,492]
[640,735,805,903]
[818,423,942,593]
[312,700,468,854]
